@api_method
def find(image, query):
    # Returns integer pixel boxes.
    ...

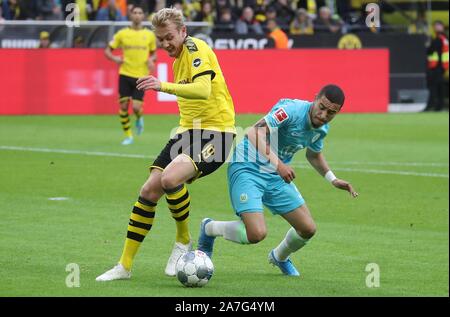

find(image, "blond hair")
[152,8,185,30]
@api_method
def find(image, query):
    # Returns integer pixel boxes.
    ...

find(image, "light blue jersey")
[228,99,329,215]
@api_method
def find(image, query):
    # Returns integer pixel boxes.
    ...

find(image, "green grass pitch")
[0,113,448,297]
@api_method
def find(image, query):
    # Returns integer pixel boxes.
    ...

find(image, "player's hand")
[113,56,123,65]
[136,76,161,91]
[332,179,358,198]
[277,162,296,183]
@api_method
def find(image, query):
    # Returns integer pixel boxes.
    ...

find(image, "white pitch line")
[48,197,70,201]
[290,163,449,178]
[0,145,154,159]
[320,161,449,167]
[1,145,448,178]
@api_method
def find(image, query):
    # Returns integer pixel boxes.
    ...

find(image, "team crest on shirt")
[312,133,321,143]
[240,193,248,203]
[273,108,289,124]
[193,58,202,68]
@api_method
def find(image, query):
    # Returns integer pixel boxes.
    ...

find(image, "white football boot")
[165,241,193,276]
[95,263,131,282]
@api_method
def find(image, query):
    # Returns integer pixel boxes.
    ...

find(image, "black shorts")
[151,130,236,182]
[119,74,144,102]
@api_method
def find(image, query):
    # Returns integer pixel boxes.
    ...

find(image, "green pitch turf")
[0,113,448,297]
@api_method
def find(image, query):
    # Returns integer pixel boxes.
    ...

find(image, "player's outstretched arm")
[136,75,211,100]
[306,148,358,198]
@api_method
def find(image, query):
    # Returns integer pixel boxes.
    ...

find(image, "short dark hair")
[131,5,144,12]
[318,84,345,107]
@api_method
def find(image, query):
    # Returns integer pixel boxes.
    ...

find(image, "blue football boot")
[197,218,215,258]
[135,117,144,135]
[268,249,300,276]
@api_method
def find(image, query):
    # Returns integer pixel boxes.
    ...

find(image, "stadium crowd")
[0,0,433,35]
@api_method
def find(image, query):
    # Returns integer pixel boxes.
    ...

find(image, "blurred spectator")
[269,0,294,29]
[0,5,4,22]
[313,6,342,33]
[36,0,62,20]
[290,8,313,35]
[215,0,231,17]
[334,0,351,24]
[3,0,38,20]
[266,18,288,48]
[194,1,214,26]
[96,0,125,20]
[184,0,202,21]
[214,6,234,33]
[320,0,351,23]
[264,5,276,25]
[127,0,156,15]
[38,30,51,48]
[424,21,449,112]
[235,6,263,34]
[295,0,324,16]
[253,0,269,24]
[193,1,214,35]
[73,34,85,47]
[408,9,428,35]
[99,0,126,17]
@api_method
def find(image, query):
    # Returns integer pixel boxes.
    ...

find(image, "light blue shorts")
[227,163,305,216]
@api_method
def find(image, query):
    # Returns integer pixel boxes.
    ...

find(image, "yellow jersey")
[173,37,235,133]
[109,27,156,78]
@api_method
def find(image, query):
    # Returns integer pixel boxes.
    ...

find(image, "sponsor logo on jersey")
[185,38,199,52]
[193,58,202,68]
[240,193,248,203]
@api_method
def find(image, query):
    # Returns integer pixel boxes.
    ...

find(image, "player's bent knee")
[300,224,317,239]
[140,182,164,203]
[160,173,181,191]
[247,229,267,244]
[140,190,162,204]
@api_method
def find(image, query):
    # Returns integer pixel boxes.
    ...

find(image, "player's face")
[310,95,341,128]
[155,22,187,58]
[131,8,144,24]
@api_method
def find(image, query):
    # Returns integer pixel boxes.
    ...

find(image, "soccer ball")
[176,250,214,287]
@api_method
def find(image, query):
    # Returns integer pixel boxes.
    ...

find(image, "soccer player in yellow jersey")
[105,5,157,145]
[96,7,236,281]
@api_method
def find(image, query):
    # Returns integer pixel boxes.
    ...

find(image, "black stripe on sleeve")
[192,70,216,82]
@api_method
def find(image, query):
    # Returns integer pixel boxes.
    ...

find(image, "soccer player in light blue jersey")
[198,84,358,276]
